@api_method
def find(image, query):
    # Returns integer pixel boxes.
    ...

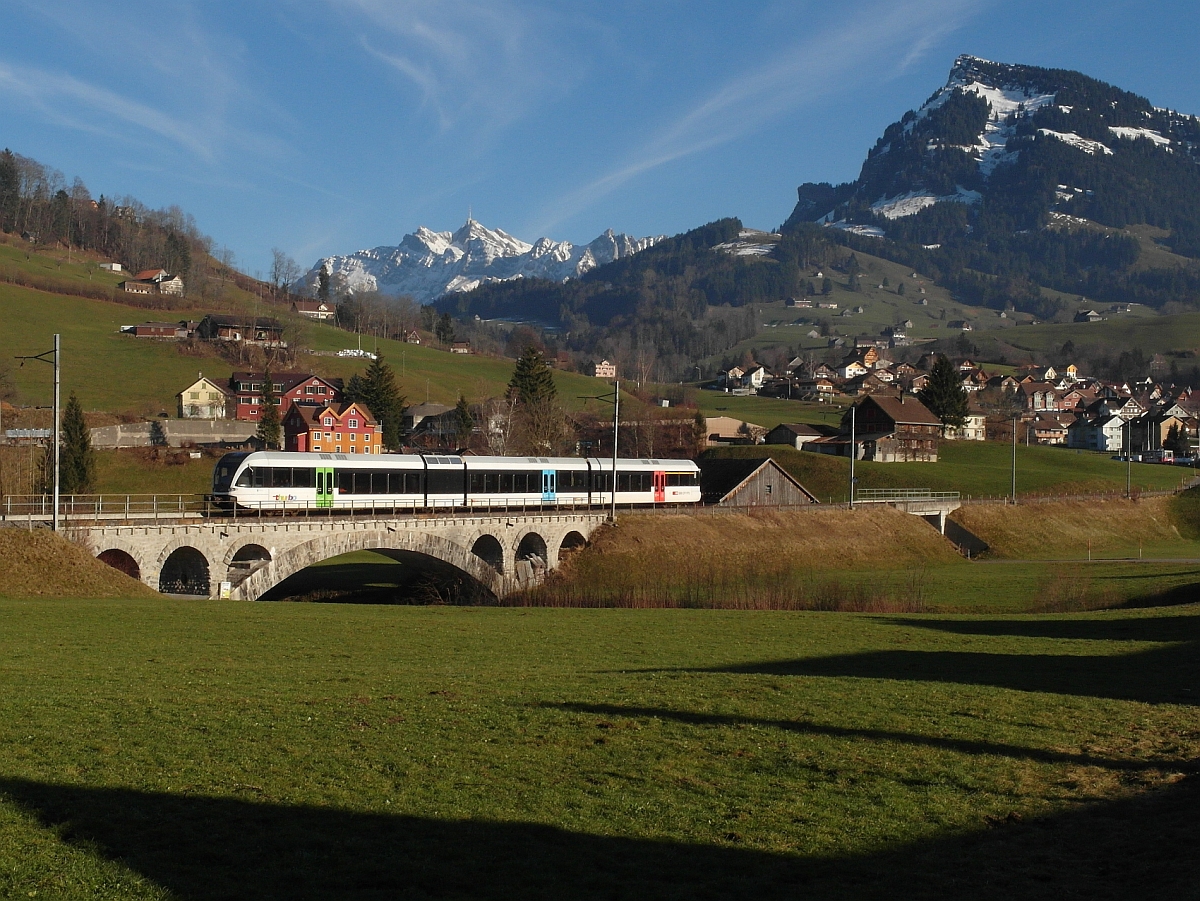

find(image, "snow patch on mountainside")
[872,188,981,219]
[1038,129,1113,155]
[301,219,662,303]
[1109,126,1172,147]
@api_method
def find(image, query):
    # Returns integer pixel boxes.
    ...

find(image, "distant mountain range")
[299,219,662,304]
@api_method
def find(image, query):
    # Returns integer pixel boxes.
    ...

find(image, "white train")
[210,451,702,512]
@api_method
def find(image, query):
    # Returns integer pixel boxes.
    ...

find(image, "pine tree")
[60,392,95,494]
[918,355,969,430]
[821,277,834,296]
[897,282,906,296]
[256,372,282,449]
[453,395,474,448]
[348,355,405,450]
[508,346,557,406]
[317,267,330,303]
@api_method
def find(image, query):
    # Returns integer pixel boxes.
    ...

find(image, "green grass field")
[707,441,1190,503]
[0,598,1196,898]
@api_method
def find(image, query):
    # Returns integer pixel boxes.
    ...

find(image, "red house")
[284,401,381,454]
[230,371,344,422]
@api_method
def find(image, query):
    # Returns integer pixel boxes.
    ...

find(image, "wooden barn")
[698,457,818,508]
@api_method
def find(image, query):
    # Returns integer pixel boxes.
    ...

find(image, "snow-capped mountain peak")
[300,220,662,303]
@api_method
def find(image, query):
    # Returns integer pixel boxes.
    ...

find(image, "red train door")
[653,470,666,503]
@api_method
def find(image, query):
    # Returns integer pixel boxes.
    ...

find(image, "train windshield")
[212,453,249,492]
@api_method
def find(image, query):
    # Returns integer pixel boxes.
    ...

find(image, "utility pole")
[1126,418,1132,498]
[1011,413,1017,504]
[611,379,620,523]
[849,402,856,509]
[17,334,60,531]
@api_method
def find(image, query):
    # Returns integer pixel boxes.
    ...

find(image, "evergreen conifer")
[256,373,282,449]
[508,346,557,406]
[60,391,95,494]
[918,355,969,430]
[347,355,406,450]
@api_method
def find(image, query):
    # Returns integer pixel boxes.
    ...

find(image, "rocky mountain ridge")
[300,219,662,303]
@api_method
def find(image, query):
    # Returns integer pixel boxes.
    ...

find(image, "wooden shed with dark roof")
[698,457,818,508]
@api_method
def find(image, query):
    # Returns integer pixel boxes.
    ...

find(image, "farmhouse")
[809,395,941,462]
[197,314,286,347]
[291,299,336,321]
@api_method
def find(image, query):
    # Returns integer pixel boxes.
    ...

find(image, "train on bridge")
[211,451,702,513]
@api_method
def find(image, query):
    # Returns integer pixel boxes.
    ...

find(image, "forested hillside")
[782,56,1200,315]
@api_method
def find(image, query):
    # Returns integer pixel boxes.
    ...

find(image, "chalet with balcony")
[291,299,336,321]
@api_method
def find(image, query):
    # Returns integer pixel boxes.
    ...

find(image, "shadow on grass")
[619,612,1196,706]
[2,776,1198,900]
[542,702,1180,771]
[261,558,492,605]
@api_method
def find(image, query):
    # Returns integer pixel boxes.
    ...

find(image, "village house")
[808,395,941,462]
[123,321,188,339]
[284,401,381,454]
[1067,413,1126,452]
[1021,382,1061,412]
[176,374,231,419]
[703,416,765,446]
[119,268,185,297]
[229,372,344,422]
[1074,309,1104,323]
[764,422,830,450]
[450,341,472,354]
[1028,412,1072,445]
[593,360,617,379]
[401,402,453,434]
[291,299,336,321]
[945,400,987,441]
[198,314,286,348]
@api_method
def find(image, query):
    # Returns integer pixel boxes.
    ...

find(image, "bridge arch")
[236,529,505,602]
[92,537,152,583]
[97,548,141,580]
[471,534,505,572]
[159,546,211,596]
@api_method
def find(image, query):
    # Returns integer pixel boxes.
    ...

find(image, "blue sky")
[2,0,1198,276]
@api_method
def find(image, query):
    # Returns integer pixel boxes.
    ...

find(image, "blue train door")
[542,469,556,502]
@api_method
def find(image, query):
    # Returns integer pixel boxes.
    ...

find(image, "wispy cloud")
[329,0,586,138]
[537,0,983,232]
[0,62,217,160]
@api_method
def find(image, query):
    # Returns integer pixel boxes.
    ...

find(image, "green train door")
[316,467,335,508]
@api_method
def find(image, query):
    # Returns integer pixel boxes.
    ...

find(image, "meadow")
[0,597,1196,899]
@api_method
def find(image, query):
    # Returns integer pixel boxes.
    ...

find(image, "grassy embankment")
[511,500,1200,613]
[0,596,1196,898]
[0,529,157,599]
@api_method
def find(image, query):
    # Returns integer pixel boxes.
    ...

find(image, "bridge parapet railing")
[1,493,204,523]
[853,489,961,502]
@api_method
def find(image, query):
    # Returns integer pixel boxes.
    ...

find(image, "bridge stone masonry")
[76,512,609,601]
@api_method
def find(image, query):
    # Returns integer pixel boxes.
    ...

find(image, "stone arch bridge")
[77,512,608,601]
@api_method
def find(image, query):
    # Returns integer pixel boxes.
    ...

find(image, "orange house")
[284,401,382,454]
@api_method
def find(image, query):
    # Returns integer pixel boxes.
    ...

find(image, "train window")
[271,468,294,488]
[427,469,462,495]
[293,468,313,488]
[557,470,589,491]
[616,472,651,492]
[235,468,253,488]
[594,472,612,492]
[666,472,697,487]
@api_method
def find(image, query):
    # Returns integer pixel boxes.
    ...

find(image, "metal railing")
[853,489,961,502]
[1,493,202,523]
